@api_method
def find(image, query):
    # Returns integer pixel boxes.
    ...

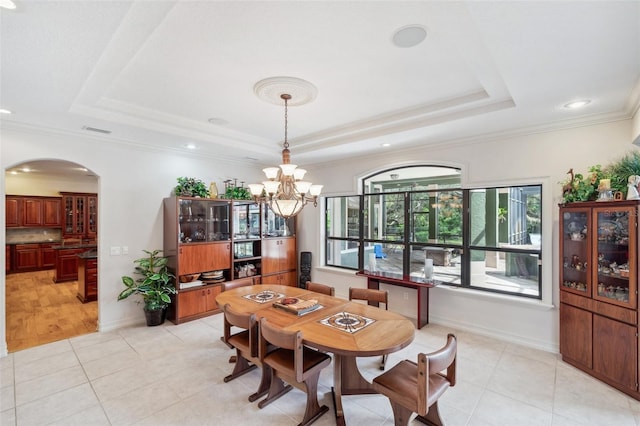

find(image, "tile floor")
[1,314,640,426]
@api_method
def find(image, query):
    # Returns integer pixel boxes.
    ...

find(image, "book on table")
[273,298,321,315]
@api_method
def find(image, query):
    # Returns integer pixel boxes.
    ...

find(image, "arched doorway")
[5,159,99,352]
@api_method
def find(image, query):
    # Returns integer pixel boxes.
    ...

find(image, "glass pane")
[364,193,405,241]
[595,209,631,304]
[326,239,360,268]
[326,196,360,238]
[561,209,589,294]
[431,190,462,244]
[469,249,540,297]
[409,246,462,284]
[470,185,541,249]
[363,166,461,193]
[263,206,294,237]
[363,242,404,274]
[410,191,431,243]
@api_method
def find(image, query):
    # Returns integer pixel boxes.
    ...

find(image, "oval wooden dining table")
[216,284,415,426]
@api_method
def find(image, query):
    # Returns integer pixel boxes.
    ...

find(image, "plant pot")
[144,307,166,326]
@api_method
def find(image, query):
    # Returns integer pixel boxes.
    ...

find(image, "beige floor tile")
[15,365,87,406]
[15,383,99,425]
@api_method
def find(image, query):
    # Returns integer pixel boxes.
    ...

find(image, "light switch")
[122,246,129,255]
[110,246,121,256]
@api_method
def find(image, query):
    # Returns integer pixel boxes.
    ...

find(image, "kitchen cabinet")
[60,192,97,240]
[559,200,640,399]
[53,247,86,283]
[6,197,20,227]
[5,196,62,228]
[40,244,56,268]
[77,255,97,303]
[5,245,11,272]
[14,244,40,271]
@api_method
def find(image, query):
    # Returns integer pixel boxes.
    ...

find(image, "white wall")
[1,124,264,356]
[297,118,636,353]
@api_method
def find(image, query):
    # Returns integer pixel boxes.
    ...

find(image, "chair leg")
[415,401,444,426]
[298,373,329,426]
[223,351,257,382]
[248,364,271,402]
[380,354,388,370]
[389,400,414,426]
[258,375,292,408]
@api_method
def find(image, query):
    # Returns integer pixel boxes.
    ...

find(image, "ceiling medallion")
[253,76,317,106]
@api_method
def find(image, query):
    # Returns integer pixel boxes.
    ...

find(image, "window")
[324,166,543,299]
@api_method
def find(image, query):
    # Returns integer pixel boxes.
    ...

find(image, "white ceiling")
[2,1,640,172]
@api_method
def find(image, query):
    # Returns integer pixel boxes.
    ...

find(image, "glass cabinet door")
[263,204,295,237]
[561,208,590,295]
[593,206,636,308]
[233,202,261,240]
[178,198,229,243]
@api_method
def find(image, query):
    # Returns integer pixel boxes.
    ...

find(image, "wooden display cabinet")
[559,200,639,398]
[231,201,262,281]
[164,196,232,323]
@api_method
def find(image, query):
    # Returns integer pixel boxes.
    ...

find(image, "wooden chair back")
[306,281,335,296]
[259,317,305,382]
[349,287,388,309]
[417,333,457,415]
[223,279,253,292]
[372,333,457,425]
[223,303,258,357]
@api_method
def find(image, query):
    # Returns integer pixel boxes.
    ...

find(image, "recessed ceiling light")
[382,143,391,147]
[392,25,427,48]
[185,143,197,150]
[0,108,13,114]
[564,100,591,109]
[10,170,18,175]
[0,0,16,10]
[21,167,31,173]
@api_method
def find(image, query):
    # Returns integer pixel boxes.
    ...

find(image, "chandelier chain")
[283,94,289,150]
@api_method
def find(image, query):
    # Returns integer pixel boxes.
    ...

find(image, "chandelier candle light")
[248,93,322,218]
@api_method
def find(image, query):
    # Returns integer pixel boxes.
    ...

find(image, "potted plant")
[174,177,209,198]
[118,249,177,326]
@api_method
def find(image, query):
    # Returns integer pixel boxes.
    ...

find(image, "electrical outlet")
[110,246,121,256]
[122,246,129,255]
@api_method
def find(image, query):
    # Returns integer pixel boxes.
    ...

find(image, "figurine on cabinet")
[627,175,640,200]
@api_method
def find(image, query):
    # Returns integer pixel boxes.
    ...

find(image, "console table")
[356,271,437,329]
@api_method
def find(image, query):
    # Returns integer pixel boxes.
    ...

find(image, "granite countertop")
[6,239,63,245]
[52,244,97,250]
[77,250,98,259]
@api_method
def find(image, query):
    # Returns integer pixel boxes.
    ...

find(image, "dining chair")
[305,281,335,296]
[220,279,254,349]
[221,303,272,402]
[372,333,457,426]
[349,287,389,370]
[257,317,332,426]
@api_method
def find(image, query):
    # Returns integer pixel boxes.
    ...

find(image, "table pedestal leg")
[332,354,378,426]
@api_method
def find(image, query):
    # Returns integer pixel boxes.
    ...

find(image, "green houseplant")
[174,177,209,198]
[118,249,176,326]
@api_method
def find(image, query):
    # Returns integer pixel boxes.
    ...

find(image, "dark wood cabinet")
[40,244,56,269]
[53,248,85,282]
[14,244,40,271]
[60,192,97,240]
[5,245,11,272]
[6,197,20,227]
[176,285,221,319]
[559,201,640,399]
[77,256,97,303]
[5,195,62,228]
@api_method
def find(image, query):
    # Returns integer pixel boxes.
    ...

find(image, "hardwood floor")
[5,269,97,352]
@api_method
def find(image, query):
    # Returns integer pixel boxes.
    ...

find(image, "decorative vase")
[209,182,218,198]
[144,308,166,326]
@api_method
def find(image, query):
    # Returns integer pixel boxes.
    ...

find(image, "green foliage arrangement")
[118,249,176,312]
[606,151,640,194]
[174,177,209,198]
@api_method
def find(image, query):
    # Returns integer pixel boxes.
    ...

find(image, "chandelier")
[248,93,322,219]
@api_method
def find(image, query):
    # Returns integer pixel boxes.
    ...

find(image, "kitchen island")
[52,243,97,283]
[77,250,98,303]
